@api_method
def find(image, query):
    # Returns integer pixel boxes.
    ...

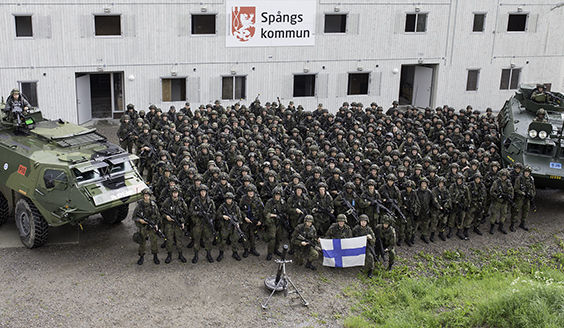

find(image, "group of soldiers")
[120,98,536,277]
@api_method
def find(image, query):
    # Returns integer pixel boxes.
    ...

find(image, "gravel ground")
[0,120,563,328]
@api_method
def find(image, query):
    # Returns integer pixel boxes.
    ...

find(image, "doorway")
[398,64,437,108]
[75,72,124,124]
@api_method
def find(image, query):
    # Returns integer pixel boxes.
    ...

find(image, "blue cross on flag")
[320,236,367,268]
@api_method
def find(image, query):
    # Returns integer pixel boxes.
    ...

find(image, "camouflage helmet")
[514,163,524,169]
[141,188,152,195]
[381,214,394,225]
[437,176,447,184]
[198,184,209,191]
[242,175,253,182]
[386,173,397,181]
[499,169,510,176]
[336,214,347,222]
[225,192,235,199]
[456,173,465,180]
[294,183,306,190]
[428,165,437,173]
[359,214,369,223]
[267,170,277,177]
[142,123,150,130]
[304,215,314,223]
[273,186,283,195]
[537,108,546,116]
[397,165,407,172]
[123,114,130,120]
[344,182,355,189]
[524,165,533,172]
[473,173,483,180]
[10,88,20,95]
[246,184,258,192]
[406,180,416,188]
[491,161,500,168]
[365,179,376,186]
[414,164,423,170]
[170,185,182,193]
[219,172,228,180]
[420,177,429,185]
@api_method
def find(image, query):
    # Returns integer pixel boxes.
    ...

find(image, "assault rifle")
[296,233,321,252]
[135,213,166,239]
[498,184,517,209]
[526,192,537,212]
[140,144,157,159]
[122,128,140,143]
[338,192,360,223]
[380,191,407,223]
[198,201,218,238]
[222,208,247,242]
[162,208,190,237]
[243,200,261,238]
[314,202,336,222]
[273,207,292,236]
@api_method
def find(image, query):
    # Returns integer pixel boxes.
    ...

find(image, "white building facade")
[1,0,563,124]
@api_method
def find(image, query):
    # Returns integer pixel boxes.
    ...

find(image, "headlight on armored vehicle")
[538,130,548,139]
[529,130,538,138]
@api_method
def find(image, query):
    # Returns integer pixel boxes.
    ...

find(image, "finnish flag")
[320,236,367,268]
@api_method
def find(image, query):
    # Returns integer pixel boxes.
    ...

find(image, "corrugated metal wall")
[1,1,563,123]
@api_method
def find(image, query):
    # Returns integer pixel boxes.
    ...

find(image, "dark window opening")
[527,143,554,156]
[222,76,246,100]
[19,82,38,107]
[15,15,33,37]
[95,15,121,36]
[507,14,527,32]
[324,14,347,33]
[405,13,427,32]
[192,14,216,35]
[473,13,485,32]
[293,75,316,97]
[348,73,369,95]
[500,68,521,90]
[162,78,187,102]
[466,70,479,91]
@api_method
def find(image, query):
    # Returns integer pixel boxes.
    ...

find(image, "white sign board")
[226,0,316,47]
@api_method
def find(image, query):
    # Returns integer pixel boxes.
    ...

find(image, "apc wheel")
[101,204,129,224]
[15,198,48,248]
[0,193,9,226]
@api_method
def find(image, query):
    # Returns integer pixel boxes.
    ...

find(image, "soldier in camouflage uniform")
[311,182,334,236]
[358,179,382,229]
[216,192,242,262]
[415,178,434,244]
[286,183,312,231]
[160,185,188,263]
[430,176,451,241]
[291,215,319,270]
[324,214,353,239]
[467,173,487,237]
[188,184,217,263]
[374,214,397,271]
[263,187,286,260]
[239,184,263,258]
[352,214,376,278]
[399,180,420,246]
[117,115,135,153]
[334,182,361,227]
[448,173,470,240]
[132,188,162,265]
[511,165,535,232]
[489,169,514,234]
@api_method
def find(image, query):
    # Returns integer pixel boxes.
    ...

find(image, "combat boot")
[456,229,466,240]
[137,255,144,265]
[438,231,446,241]
[405,238,413,247]
[153,253,160,265]
[489,224,495,234]
[216,251,224,262]
[420,235,429,244]
[232,251,241,261]
[447,228,453,238]
[305,260,317,271]
[498,224,508,234]
[509,223,516,232]
[410,235,415,245]
[250,248,260,257]
[206,250,214,263]
[463,228,469,238]
[429,232,435,242]
[165,252,172,264]
[473,227,483,235]
[519,222,529,231]
[243,248,249,258]
[266,253,273,261]
[178,252,187,263]
[387,263,393,271]
[192,251,199,263]
[274,249,282,257]
[186,238,194,248]
[396,239,402,247]
[367,269,373,279]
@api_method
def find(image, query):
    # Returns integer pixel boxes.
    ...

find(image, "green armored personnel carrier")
[0,100,147,248]
[498,83,564,189]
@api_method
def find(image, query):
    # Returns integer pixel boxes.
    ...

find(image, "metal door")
[413,66,433,108]
[76,74,92,124]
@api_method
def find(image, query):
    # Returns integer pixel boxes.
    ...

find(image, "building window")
[507,14,527,32]
[18,81,38,107]
[94,15,121,36]
[324,14,347,33]
[15,15,33,37]
[466,70,480,91]
[347,73,369,95]
[293,74,316,97]
[222,76,246,100]
[472,13,486,32]
[500,68,521,90]
[162,78,186,102]
[192,14,216,35]
[405,13,427,33]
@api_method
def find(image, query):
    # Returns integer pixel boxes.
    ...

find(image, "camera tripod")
[262,245,309,309]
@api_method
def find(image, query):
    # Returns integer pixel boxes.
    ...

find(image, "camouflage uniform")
[216,196,242,256]
[511,168,535,231]
[467,176,487,235]
[239,185,264,256]
[311,186,335,236]
[188,188,217,260]
[489,170,514,234]
[415,181,433,243]
[161,189,188,263]
[374,216,397,270]
[430,179,451,240]
[291,220,319,268]
[263,190,286,257]
[399,182,420,245]
[447,175,470,239]
[132,194,161,261]
[352,219,376,275]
